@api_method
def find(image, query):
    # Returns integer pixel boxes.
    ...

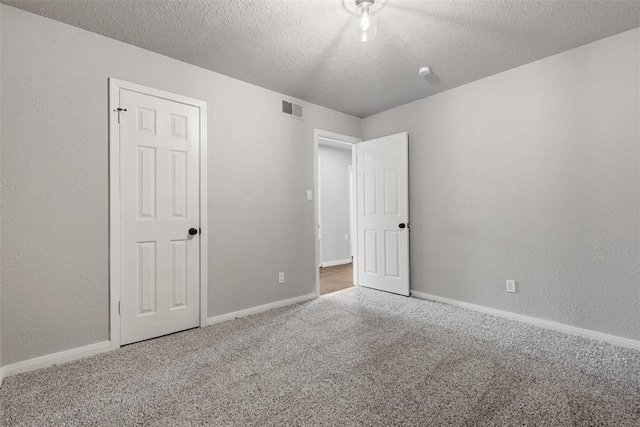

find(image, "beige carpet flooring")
[319,262,353,295]
[1,287,639,425]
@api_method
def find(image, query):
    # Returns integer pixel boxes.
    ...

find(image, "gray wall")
[0,3,3,378]
[363,28,640,341]
[0,5,361,365]
[319,144,352,264]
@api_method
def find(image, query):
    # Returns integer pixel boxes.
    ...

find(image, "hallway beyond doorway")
[319,263,353,295]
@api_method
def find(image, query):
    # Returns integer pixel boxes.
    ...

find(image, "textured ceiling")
[4,0,640,118]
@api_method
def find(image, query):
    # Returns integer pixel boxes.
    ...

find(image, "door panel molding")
[109,78,207,349]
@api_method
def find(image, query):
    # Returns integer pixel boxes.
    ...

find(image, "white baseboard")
[207,293,317,326]
[2,340,112,379]
[321,259,352,268]
[1,294,317,380]
[411,291,640,351]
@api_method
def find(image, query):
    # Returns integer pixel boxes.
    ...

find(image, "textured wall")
[363,28,640,341]
[0,3,3,378]
[319,145,352,264]
[0,5,361,365]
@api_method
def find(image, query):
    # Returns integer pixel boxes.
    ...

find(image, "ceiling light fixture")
[353,0,377,42]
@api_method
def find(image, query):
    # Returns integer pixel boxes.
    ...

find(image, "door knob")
[399,223,406,229]
[188,228,199,236]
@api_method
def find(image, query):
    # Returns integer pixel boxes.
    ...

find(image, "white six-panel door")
[356,132,410,296]
[119,88,201,345]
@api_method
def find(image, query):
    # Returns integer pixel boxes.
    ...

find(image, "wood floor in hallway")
[319,262,353,295]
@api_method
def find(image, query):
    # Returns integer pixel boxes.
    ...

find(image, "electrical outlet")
[506,280,516,293]
[306,190,313,201]
[278,272,285,284]
[345,234,349,240]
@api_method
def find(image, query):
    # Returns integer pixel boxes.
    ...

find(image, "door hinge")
[118,301,121,315]
[115,107,127,123]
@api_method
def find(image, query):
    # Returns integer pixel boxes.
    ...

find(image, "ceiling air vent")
[282,100,303,120]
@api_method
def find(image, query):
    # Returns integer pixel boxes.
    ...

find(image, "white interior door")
[119,88,201,345]
[356,132,410,296]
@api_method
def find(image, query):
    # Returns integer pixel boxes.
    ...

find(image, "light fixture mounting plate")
[343,0,384,13]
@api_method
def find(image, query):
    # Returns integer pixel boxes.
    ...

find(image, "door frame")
[313,129,361,297]
[108,78,208,349]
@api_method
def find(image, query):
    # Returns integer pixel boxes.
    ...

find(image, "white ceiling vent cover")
[282,100,303,120]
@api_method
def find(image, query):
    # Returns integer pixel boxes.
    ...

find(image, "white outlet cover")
[306,190,312,201]
[278,272,285,284]
[506,280,516,293]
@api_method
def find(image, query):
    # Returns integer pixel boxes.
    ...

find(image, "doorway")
[109,79,208,348]
[314,130,411,298]
[314,130,360,296]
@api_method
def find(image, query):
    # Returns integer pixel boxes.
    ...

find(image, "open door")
[355,132,409,296]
